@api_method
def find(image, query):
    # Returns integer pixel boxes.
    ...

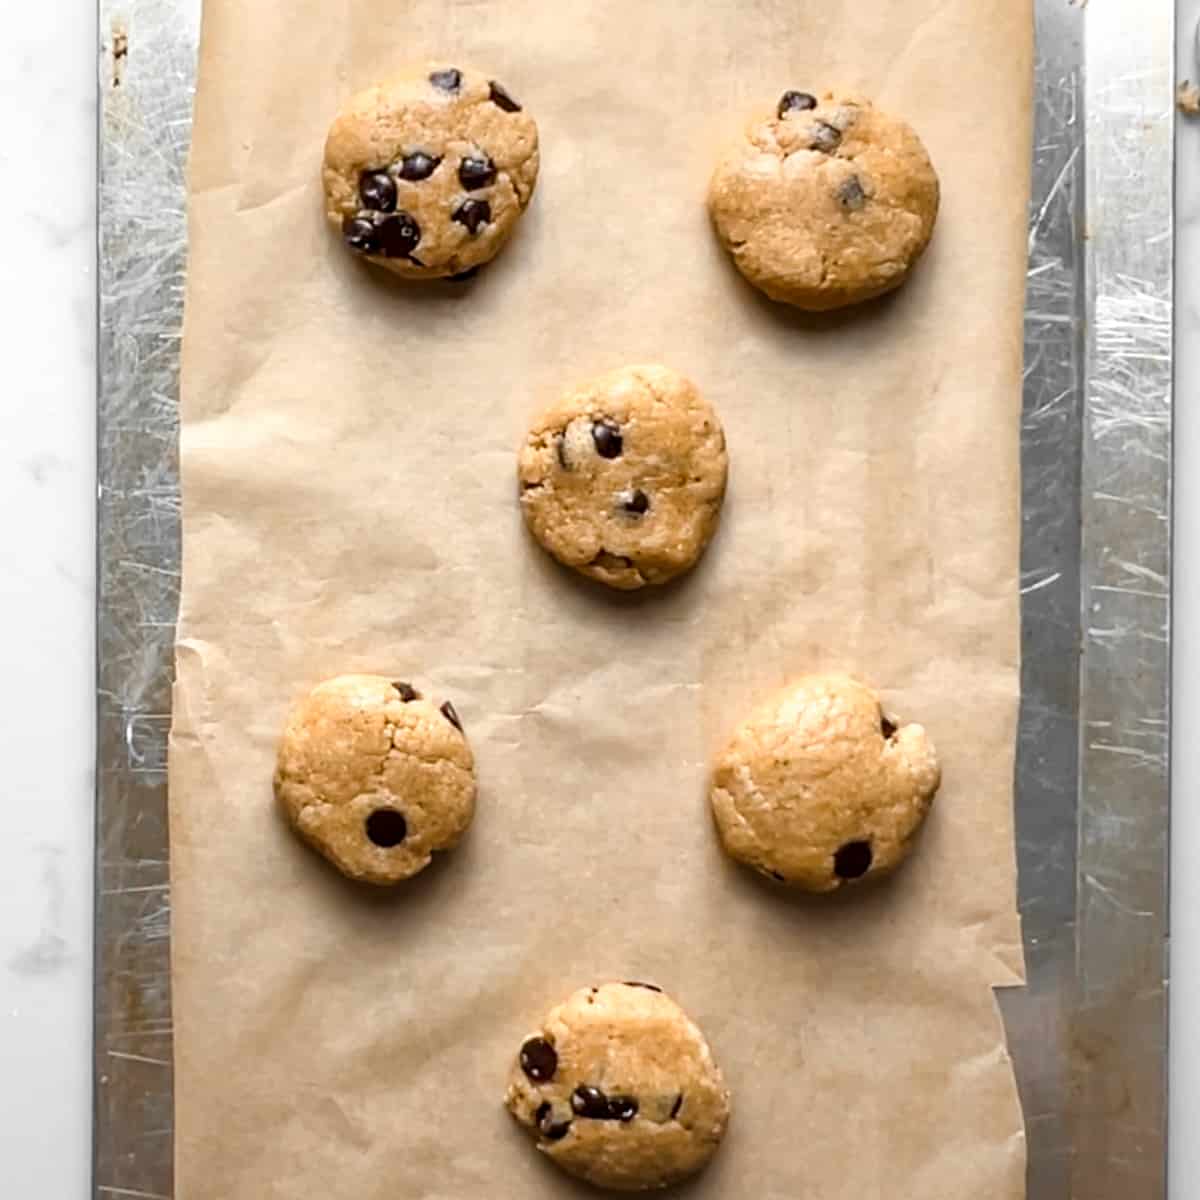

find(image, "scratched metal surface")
[992,3,1174,1197]
[94,2,1174,1197]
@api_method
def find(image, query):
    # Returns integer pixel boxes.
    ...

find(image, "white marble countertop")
[0,3,1195,1196]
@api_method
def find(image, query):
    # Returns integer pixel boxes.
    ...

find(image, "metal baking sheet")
[94,2,1175,1196]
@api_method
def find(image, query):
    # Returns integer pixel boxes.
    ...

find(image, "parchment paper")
[171,1,1033,1195]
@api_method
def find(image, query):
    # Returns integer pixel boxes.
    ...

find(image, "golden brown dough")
[323,63,538,278]
[274,674,475,885]
[711,674,940,891]
[518,364,728,590]
[505,982,731,1191]
[708,90,939,310]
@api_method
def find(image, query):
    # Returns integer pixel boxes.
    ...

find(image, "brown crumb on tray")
[1179,81,1200,116]
[110,23,128,88]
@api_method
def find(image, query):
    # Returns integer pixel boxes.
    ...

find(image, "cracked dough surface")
[505,982,731,1192]
[708,90,939,311]
[517,364,728,590]
[274,674,475,885]
[711,674,940,892]
[322,63,539,278]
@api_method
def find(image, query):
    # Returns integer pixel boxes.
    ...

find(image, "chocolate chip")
[359,171,397,212]
[555,433,569,470]
[429,67,462,92]
[810,121,842,152]
[489,80,522,112]
[453,198,491,234]
[592,419,623,459]
[535,1102,572,1141]
[571,1085,610,1118]
[392,681,420,702]
[778,90,818,118]
[448,265,482,282]
[607,1096,639,1122]
[621,490,649,516]
[838,175,867,211]
[459,155,497,190]
[342,215,380,254]
[768,869,787,882]
[365,809,407,848]
[398,151,440,182]
[670,1093,684,1119]
[880,714,898,739]
[375,212,422,259]
[440,700,463,732]
[520,1037,558,1081]
[833,840,873,880]
[622,981,662,992]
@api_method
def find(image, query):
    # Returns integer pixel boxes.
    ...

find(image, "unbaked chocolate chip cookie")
[518,364,729,590]
[505,982,731,1191]
[708,90,939,310]
[274,675,475,885]
[710,675,940,891]
[323,63,538,278]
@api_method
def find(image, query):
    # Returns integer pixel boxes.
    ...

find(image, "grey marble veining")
[0,3,97,1197]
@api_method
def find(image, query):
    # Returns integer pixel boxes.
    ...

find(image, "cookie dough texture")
[711,674,940,892]
[518,364,729,590]
[505,982,731,1191]
[274,675,475,885]
[708,90,939,310]
[323,63,539,278]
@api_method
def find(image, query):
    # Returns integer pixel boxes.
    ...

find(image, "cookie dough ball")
[505,982,731,1191]
[518,364,728,590]
[323,63,538,279]
[274,675,476,885]
[708,90,939,310]
[710,675,940,892]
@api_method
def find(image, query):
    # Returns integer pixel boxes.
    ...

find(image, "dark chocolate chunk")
[448,265,482,282]
[452,198,492,235]
[810,121,842,152]
[429,67,462,92]
[521,1037,557,1081]
[592,419,623,459]
[555,432,570,470]
[459,155,497,190]
[489,80,522,112]
[398,151,441,182]
[359,170,397,212]
[838,175,867,211]
[375,212,422,259]
[535,1102,572,1141]
[607,1096,639,1122]
[571,1085,610,1118]
[392,681,420,702]
[833,840,873,880]
[768,869,787,882]
[621,490,650,516]
[364,808,407,848]
[622,981,662,992]
[342,214,380,254]
[440,700,463,732]
[778,90,818,118]
[670,1093,684,1120]
[880,714,898,739]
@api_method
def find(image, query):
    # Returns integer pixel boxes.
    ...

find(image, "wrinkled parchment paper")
[171,1,1033,1195]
